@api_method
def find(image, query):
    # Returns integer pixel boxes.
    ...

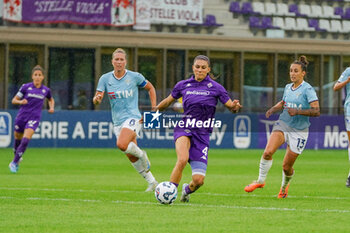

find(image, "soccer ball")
[154,181,178,204]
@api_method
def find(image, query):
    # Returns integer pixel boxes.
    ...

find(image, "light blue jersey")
[337,67,350,116]
[96,70,147,126]
[279,81,318,130]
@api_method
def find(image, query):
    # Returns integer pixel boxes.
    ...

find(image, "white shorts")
[345,116,350,131]
[113,118,142,139]
[272,120,309,154]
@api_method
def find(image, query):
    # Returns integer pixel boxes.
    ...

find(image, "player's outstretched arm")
[266,100,284,118]
[334,76,350,91]
[224,99,242,113]
[144,81,157,111]
[156,94,176,111]
[48,97,55,113]
[93,91,104,105]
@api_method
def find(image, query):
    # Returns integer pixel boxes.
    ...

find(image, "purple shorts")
[174,129,210,176]
[14,118,40,133]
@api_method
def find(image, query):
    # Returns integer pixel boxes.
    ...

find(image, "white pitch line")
[201,192,350,200]
[0,195,349,213]
[0,187,349,201]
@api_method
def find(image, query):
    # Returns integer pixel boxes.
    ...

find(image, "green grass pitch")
[1,148,350,233]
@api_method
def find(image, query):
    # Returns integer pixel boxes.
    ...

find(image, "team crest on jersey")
[42,89,46,93]
[207,83,213,88]
[186,83,191,87]
[28,87,32,90]
[125,80,131,85]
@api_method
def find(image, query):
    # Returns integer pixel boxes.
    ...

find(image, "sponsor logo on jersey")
[27,93,45,99]
[108,90,133,99]
[185,90,210,96]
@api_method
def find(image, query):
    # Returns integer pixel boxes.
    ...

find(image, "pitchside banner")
[150,0,203,25]
[0,110,348,149]
[0,0,3,18]
[133,0,151,30]
[3,0,135,26]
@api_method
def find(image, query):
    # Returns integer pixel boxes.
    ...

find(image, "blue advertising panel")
[0,112,12,147]
[0,110,348,149]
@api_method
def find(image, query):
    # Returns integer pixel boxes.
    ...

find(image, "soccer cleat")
[180,183,190,202]
[141,150,151,173]
[244,181,265,193]
[346,176,350,188]
[9,162,19,173]
[278,184,290,199]
[145,181,158,192]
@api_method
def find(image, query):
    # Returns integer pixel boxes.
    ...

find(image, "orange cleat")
[277,184,290,199]
[244,181,265,193]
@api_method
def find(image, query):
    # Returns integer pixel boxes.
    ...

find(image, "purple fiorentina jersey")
[171,75,230,134]
[16,82,52,121]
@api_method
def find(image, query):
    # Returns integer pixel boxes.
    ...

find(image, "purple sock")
[171,182,179,188]
[13,139,21,153]
[13,137,30,163]
[185,184,193,195]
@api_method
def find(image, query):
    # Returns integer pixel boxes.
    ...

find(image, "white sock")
[125,142,143,159]
[281,170,294,192]
[131,159,156,184]
[257,158,273,183]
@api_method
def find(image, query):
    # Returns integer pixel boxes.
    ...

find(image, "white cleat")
[145,181,158,192]
[141,150,151,172]
[9,162,19,173]
[180,183,190,202]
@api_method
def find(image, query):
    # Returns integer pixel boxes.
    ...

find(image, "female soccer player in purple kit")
[9,65,55,173]
[156,55,242,202]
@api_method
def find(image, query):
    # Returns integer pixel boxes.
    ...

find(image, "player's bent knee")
[263,150,274,160]
[116,141,128,152]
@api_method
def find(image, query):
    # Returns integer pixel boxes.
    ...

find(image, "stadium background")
[0,0,350,149]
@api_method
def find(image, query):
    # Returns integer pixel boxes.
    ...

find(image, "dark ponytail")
[293,55,309,72]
